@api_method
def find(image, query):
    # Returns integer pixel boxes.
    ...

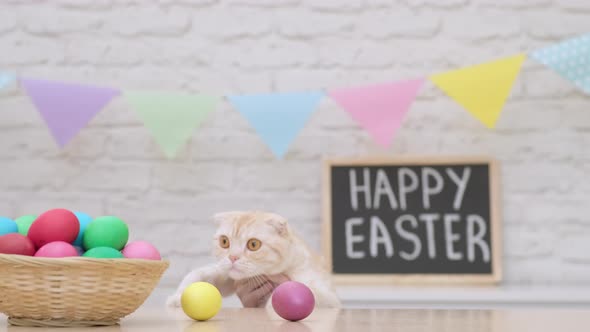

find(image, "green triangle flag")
[124,91,219,158]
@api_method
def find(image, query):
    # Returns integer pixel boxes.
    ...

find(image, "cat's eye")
[219,235,230,249]
[247,238,262,251]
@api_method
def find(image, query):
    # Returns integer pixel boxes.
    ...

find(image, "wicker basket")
[0,254,169,327]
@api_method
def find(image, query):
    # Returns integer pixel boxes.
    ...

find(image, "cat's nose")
[229,255,239,263]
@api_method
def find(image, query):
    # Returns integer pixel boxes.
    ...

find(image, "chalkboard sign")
[322,157,501,284]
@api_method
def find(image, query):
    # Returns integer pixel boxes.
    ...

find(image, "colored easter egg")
[28,209,79,249]
[35,241,78,258]
[0,233,36,256]
[0,217,18,236]
[15,215,36,236]
[181,282,222,321]
[83,216,128,250]
[74,246,85,256]
[73,212,93,247]
[83,247,124,259]
[122,241,161,260]
[272,281,315,321]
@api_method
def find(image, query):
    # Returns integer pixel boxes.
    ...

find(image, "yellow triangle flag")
[430,54,526,128]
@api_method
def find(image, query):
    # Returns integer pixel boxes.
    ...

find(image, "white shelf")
[336,285,590,309]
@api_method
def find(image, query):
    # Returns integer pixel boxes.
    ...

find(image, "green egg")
[15,215,36,236]
[83,246,124,259]
[83,216,129,250]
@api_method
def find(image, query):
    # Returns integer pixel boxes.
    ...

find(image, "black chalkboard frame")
[322,156,502,285]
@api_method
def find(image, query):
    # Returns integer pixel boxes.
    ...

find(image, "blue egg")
[0,217,18,236]
[73,212,93,247]
[74,245,85,256]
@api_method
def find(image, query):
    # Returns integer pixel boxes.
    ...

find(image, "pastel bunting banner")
[228,92,324,158]
[329,79,425,147]
[430,54,526,129]
[0,72,15,90]
[20,78,120,147]
[3,33,588,158]
[531,33,590,94]
[124,91,220,158]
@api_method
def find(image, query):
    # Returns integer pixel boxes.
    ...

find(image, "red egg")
[0,233,36,256]
[28,209,80,249]
[35,241,78,258]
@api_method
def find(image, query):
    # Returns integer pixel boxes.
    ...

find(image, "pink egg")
[35,241,78,258]
[272,281,315,321]
[28,209,79,249]
[122,241,161,260]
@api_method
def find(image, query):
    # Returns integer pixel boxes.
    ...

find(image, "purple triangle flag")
[20,78,120,147]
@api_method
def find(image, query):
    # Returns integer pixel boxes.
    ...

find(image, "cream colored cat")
[167,211,341,308]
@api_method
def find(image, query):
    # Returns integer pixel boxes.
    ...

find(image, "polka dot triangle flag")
[531,33,590,94]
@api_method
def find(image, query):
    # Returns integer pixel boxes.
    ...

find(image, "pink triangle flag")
[20,78,120,147]
[329,79,425,147]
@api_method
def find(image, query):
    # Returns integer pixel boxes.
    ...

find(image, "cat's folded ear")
[264,213,290,237]
[211,211,243,224]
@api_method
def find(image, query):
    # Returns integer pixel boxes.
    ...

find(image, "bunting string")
[1,33,589,159]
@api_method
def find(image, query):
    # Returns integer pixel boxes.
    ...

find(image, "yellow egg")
[181,282,222,321]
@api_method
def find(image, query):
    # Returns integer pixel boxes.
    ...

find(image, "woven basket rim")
[0,253,170,267]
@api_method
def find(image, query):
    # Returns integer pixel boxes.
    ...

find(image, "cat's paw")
[166,293,182,308]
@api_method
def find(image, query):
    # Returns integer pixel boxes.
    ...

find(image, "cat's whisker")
[252,274,265,289]
[251,273,274,296]
[249,272,262,288]
[254,274,268,287]
[238,262,278,299]
[246,278,252,288]
[240,263,263,280]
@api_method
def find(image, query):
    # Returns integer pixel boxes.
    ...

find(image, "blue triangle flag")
[228,91,324,158]
[531,33,590,94]
[0,72,15,90]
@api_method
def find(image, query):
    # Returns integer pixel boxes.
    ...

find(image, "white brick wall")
[1,0,590,288]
